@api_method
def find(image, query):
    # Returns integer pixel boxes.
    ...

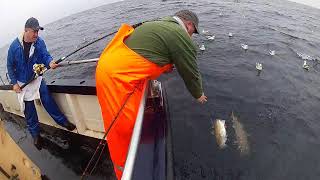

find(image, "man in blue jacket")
[7,17,76,150]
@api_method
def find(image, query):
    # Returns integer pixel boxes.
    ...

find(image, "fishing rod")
[55,21,144,64]
[20,20,148,90]
[59,58,98,66]
[54,31,116,64]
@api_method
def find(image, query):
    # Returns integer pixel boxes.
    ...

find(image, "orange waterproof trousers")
[96,24,172,179]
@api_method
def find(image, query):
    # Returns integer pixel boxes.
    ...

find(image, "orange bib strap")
[96,24,172,179]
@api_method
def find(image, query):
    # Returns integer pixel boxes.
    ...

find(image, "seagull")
[269,50,275,56]
[228,33,233,37]
[303,60,310,70]
[206,35,215,40]
[256,63,262,71]
[200,44,206,51]
[241,44,248,50]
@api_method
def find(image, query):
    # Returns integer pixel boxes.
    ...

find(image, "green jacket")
[125,17,203,99]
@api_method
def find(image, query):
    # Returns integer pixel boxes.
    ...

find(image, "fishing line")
[203,102,215,123]
[201,71,215,121]
[88,141,107,175]
[80,82,142,179]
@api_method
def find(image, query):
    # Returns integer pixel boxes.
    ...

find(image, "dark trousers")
[24,80,67,138]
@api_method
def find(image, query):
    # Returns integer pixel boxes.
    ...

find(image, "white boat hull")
[0,89,105,139]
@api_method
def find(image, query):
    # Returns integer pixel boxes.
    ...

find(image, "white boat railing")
[122,80,149,180]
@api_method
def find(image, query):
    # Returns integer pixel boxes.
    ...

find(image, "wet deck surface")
[0,111,115,180]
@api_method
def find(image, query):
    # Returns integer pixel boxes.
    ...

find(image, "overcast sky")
[0,0,122,47]
[0,0,319,47]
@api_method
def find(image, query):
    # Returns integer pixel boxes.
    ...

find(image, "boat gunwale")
[0,78,97,95]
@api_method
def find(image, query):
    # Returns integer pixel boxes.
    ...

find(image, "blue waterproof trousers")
[23,80,67,138]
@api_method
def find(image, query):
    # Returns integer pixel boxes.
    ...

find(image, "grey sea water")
[1,0,320,179]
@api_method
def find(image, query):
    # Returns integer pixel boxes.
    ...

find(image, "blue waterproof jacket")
[7,36,52,84]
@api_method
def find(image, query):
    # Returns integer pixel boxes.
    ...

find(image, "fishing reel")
[33,64,47,76]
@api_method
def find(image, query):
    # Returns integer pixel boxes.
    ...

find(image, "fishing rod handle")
[55,57,65,64]
[20,73,36,89]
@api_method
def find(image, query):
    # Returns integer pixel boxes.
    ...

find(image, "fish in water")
[213,119,227,149]
[231,111,250,155]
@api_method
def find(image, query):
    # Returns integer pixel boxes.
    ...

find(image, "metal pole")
[122,81,148,180]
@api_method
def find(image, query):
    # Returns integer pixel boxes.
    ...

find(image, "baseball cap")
[174,10,199,34]
[25,17,44,31]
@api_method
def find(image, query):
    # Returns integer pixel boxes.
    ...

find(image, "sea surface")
[1,0,320,179]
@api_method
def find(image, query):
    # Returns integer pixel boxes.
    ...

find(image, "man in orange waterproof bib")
[96,10,207,179]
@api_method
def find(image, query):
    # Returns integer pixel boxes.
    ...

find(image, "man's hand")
[13,84,21,93]
[49,60,59,69]
[197,93,207,104]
